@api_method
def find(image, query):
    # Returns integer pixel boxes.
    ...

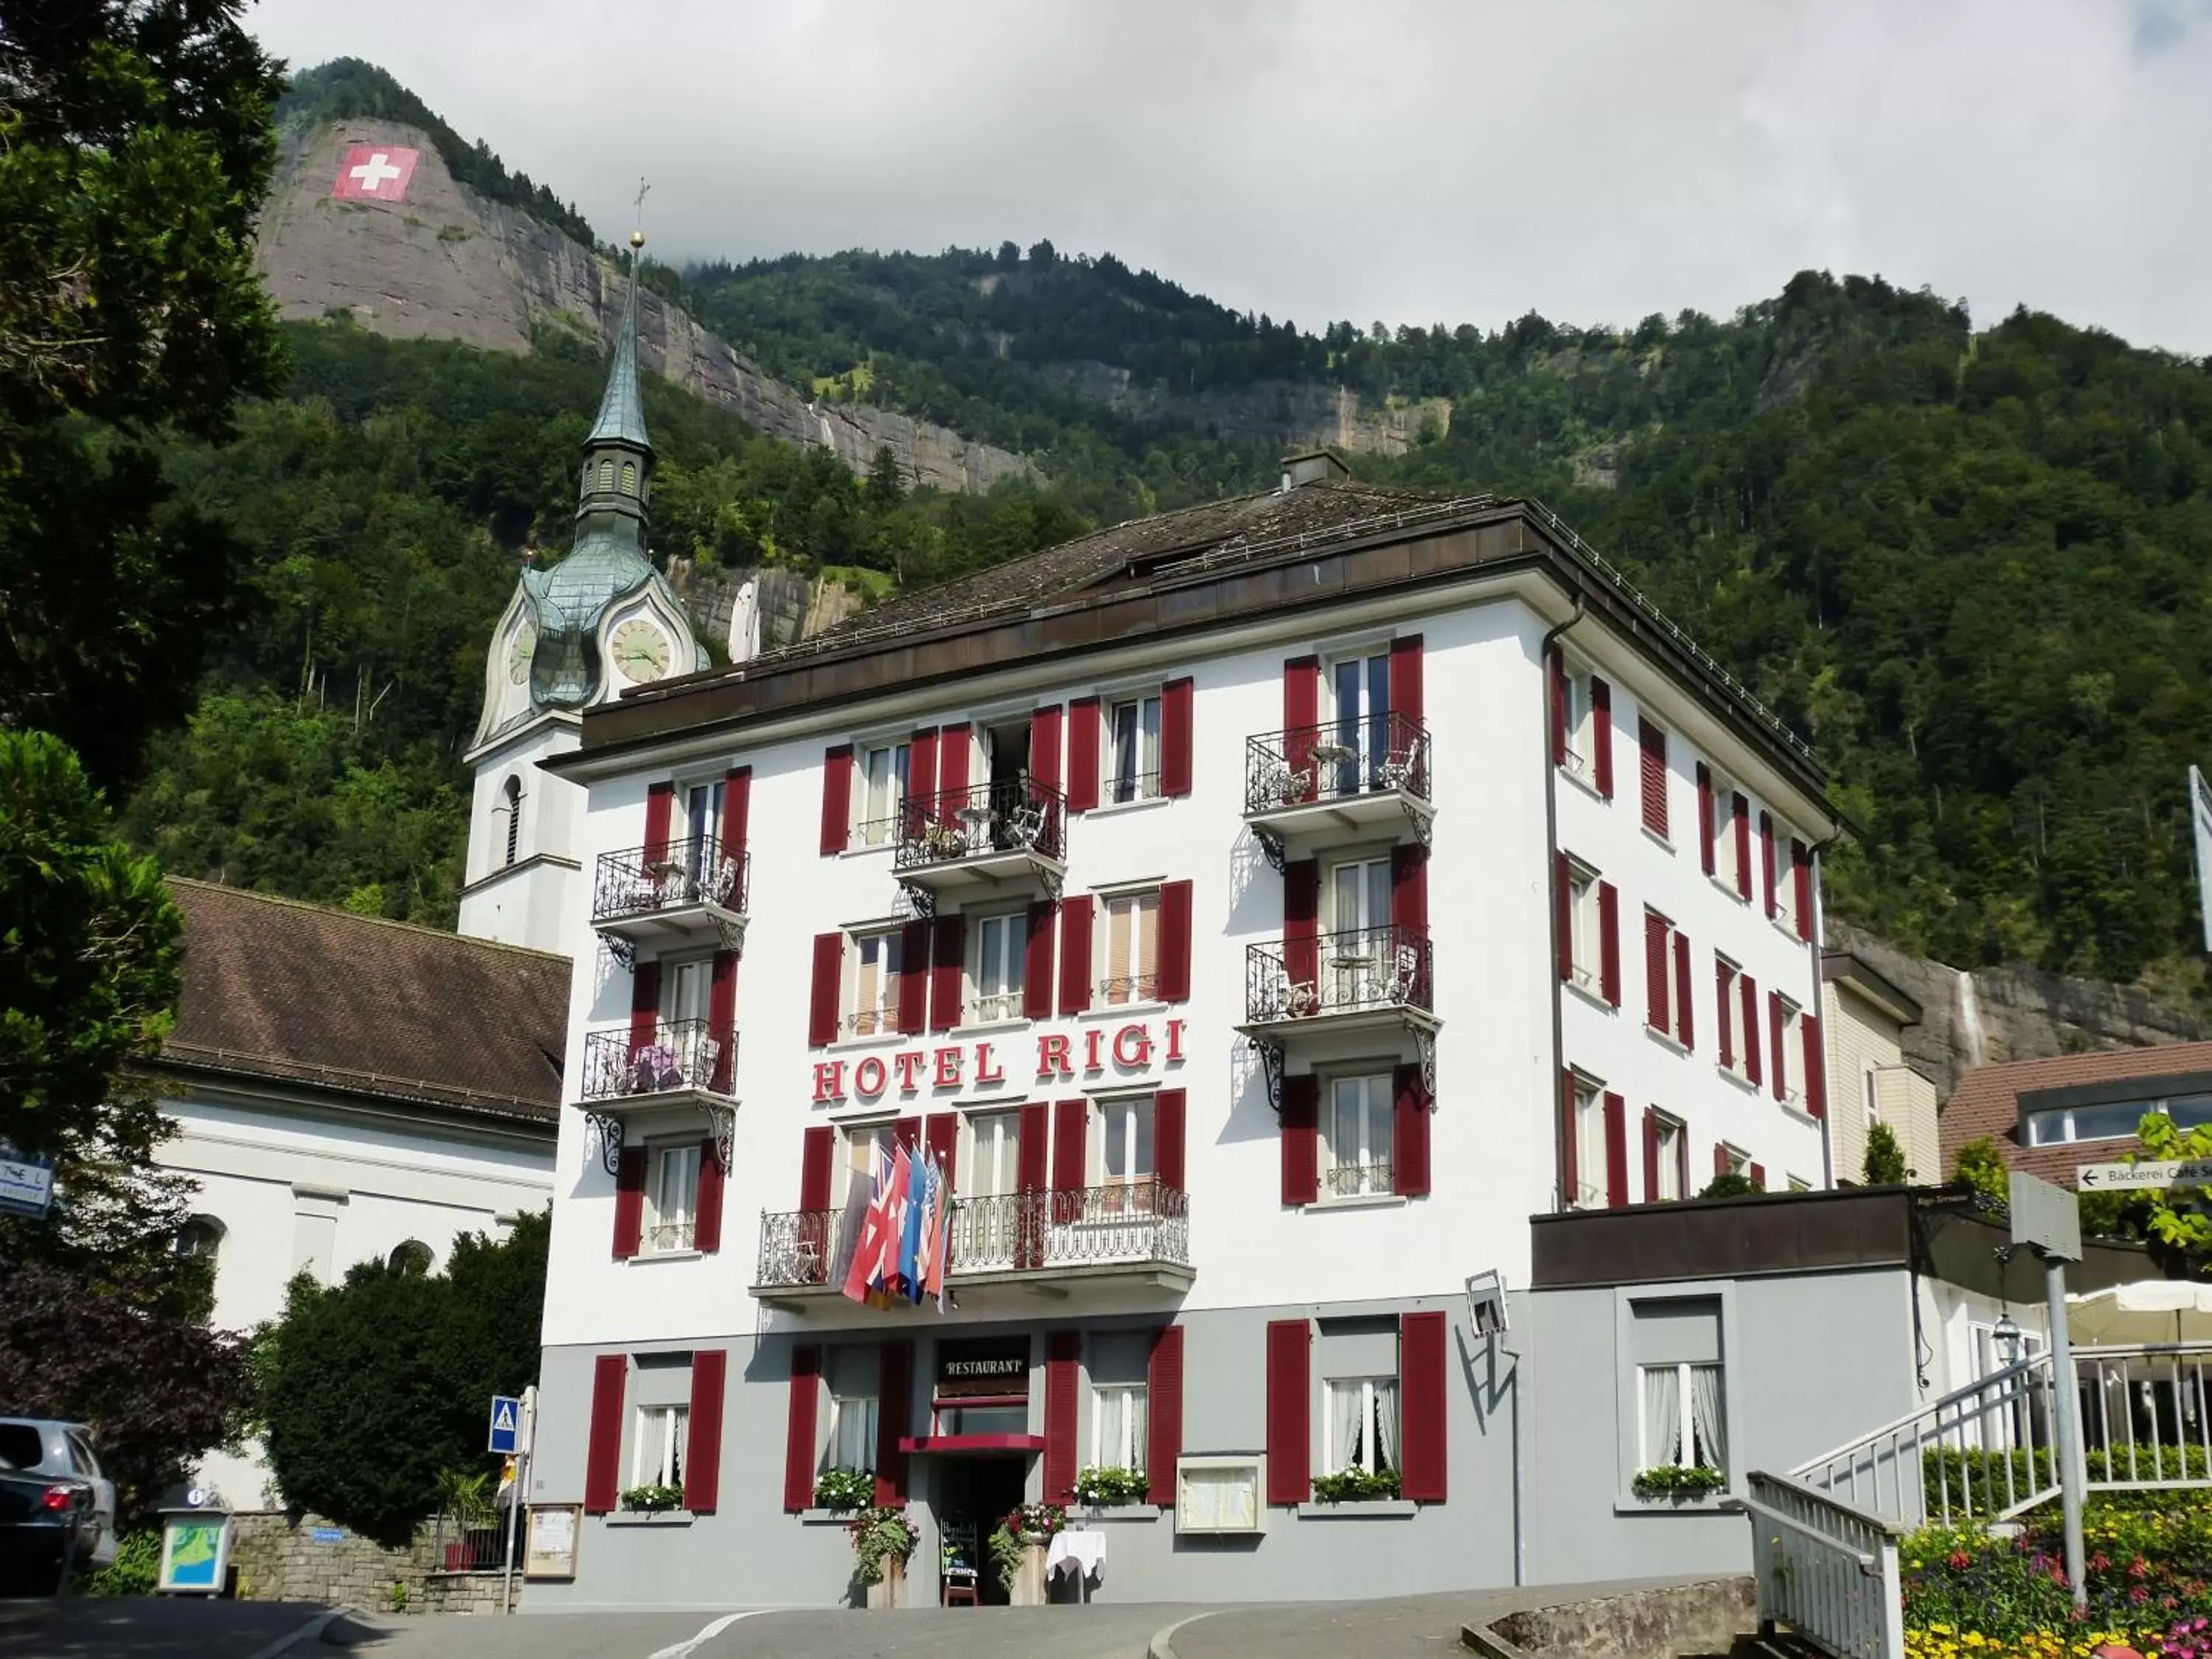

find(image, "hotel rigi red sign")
[813,1018,1186,1104]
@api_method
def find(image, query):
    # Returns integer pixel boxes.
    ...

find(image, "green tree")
[1701,1172,1760,1199]
[2135,1111,2212,1273]
[260,1211,549,1544]
[1952,1136,2013,1207]
[1863,1121,1908,1185]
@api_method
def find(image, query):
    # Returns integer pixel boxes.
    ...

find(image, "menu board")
[1175,1455,1264,1534]
[524,1503,580,1580]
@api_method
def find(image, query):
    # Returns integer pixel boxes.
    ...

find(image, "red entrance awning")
[898,1433,1045,1456]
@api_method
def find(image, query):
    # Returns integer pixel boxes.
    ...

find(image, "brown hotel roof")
[158,879,567,1126]
[1938,1040,2212,1186]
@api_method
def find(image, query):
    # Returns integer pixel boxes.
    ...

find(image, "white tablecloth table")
[1046,1528,1105,1597]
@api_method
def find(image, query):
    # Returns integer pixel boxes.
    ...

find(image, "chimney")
[1279,449,1351,491]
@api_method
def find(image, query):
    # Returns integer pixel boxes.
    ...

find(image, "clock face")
[611,618,670,684]
[506,622,536,686]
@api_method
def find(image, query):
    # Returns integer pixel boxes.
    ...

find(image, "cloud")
[248,0,2212,353]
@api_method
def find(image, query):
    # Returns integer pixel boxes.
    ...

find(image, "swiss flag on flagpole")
[332,145,420,202]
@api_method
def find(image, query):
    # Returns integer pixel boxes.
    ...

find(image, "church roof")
[158,880,567,1127]
[585,261,650,450]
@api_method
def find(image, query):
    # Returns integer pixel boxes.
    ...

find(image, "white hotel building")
[493,305,1843,1606]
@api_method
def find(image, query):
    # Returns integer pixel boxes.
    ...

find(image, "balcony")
[1244,714,1433,870]
[751,1183,1192,1311]
[575,1018,736,1175]
[1237,923,1439,1111]
[591,837,748,968]
[892,780,1066,919]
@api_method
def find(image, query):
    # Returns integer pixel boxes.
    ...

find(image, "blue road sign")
[488,1394,522,1455]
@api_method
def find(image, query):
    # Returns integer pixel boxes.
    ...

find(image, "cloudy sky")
[249,0,2212,354]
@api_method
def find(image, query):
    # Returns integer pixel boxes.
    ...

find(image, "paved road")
[0,1596,333,1659]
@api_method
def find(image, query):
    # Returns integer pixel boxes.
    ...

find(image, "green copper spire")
[586,236,650,451]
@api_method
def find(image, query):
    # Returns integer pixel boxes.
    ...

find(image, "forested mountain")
[139,60,2212,1012]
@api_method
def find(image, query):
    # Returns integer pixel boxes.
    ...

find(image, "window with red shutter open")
[1638,717,1670,840]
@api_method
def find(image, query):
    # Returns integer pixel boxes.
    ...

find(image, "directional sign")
[488,1394,523,1455]
[2076,1159,2212,1192]
[0,1145,55,1220]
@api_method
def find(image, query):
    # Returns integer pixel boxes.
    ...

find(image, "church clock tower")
[458,232,707,952]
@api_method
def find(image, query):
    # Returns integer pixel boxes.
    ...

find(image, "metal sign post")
[2012,1172,2086,1611]
[500,1386,535,1616]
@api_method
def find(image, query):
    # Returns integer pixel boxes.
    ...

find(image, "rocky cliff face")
[1034,359,1450,458]
[257,119,1032,494]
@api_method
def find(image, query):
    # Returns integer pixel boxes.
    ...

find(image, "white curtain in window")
[1690,1363,1726,1471]
[1096,1387,1149,1467]
[1643,1366,1683,1467]
[1369,1380,1398,1473]
[1331,1381,1365,1472]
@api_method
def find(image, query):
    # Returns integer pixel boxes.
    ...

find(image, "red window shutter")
[1057,895,1093,1015]
[1558,1068,1579,1207]
[1029,704,1064,796]
[1052,1099,1087,1200]
[893,1116,921,1156]
[1065,698,1101,814]
[782,1347,820,1512]
[1644,911,1670,1033]
[1604,1092,1628,1208]
[720,767,751,864]
[644,781,674,862]
[1392,1062,1431,1198]
[1044,1331,1081,1503]
[684,1349,727,1513]
[1158,880,1194,1003]
[1677,1134,1691,1201]
[1642,1107,1660,1202]
[1591,677,1614,799]
[628,959,661,1053]
[1803,1013,1828,1121]
[898,919,931,1034]
[695,1136,724,1254]
[1554,852,1573,984]
[925,1111,958,1183]
[1673,932,1694,1050]
[874,1341,912,1505]
[1715,1143,1732,1178]
[819,745,853,857]
[1741,974,1763,1086]
[1761,812,1778,918]
[1770,992,1787,1103]
[1749,1162,1767,1192]
[1793,839,1814,940]
[1638,718,1669,838]
[1732,793,1753,900]
[1597,880,1620,1006]
[1147,1326,1185,1505]
[1018,1102,1050,1192]
[799,1124,835,1212]
[708,949,738,1093]
[1285,858,1320,1001]
[1161,676,1194,798]
[1399,1310,1448,1503]
[1696,763,1716,876]
[930,914,965,1034]
[907,728,939,833]
[1280,1073,1319,1206]
[1391,843,1429,934]
[806,934,841,1048]
[611,1147,645,1259]
[583,1352,627,1514]
[1547,646,1567,768]
[1716,960,1736,1069]
[1155,1088,1187,1192]
[937,723,971,815]
[1265,1319,1311,1506]
[1388,634,1425,726]
[1023,901,1056,1020]
[1284,655,1321,798]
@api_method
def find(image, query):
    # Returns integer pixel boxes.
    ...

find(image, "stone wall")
[228,1511,509,1615]
[1461,1577,1757,1659]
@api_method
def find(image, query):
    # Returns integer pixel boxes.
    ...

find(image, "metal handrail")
[1245,714,1431,814]
[592,837,748,924]
[1245,925,1433,1022]
[755,1183,1190,1287]
[580,1019,735,1102]
[1741,1470,1905,1659]
[894,779,1067,869]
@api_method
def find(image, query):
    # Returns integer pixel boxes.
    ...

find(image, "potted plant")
[1310,1468,1402,1504]
[848,1505,915,1604]
[1632,1464,1727,1503]
[813,1468,873,1512]
[619,1482,685,1514]
[1006,1500,1066,1544]
[1072,1467,1148,1508]
[434,1468,496,1569]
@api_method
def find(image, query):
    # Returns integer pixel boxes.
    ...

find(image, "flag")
[908,1155,941,1307]
[840,1145,890,1304]
[860,1143,912,1307]
[828,1143,879,1295]
[331,145,420,202]
[924,1156,951,1311]
[898,1146,927,1301]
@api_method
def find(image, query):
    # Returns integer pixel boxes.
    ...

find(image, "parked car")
[0,1421,114,1569]
[0,1462,91,1597]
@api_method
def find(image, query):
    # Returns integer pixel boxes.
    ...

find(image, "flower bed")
[1905,1622,2202,1658]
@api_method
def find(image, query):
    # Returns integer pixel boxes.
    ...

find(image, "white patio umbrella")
[2067,1281,2212,1345]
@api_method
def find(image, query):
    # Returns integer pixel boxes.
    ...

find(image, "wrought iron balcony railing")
[580,1018,735,1102]
[754,1183,1189,1289]
[1245,712,1432,815]
[1245,924,1434,1023]
[1324,1162,1394,1199]
[592,837,748,926]
[893,779,1067,871]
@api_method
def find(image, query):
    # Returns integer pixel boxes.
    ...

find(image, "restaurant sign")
[935,1336,1030,1398]
[813,1018,1186,1105]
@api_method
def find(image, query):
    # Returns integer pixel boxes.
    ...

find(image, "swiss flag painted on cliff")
[331,145,419,202]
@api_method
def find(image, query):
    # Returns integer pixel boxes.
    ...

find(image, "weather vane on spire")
[629,177,649,259]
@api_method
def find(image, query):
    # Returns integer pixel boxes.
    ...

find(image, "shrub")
[74,1531,160,1597]
[1310,1468,1402,1503]
[847,1506,914,1585]
[1701,1172,1760,1198]
[1863,1121,1907,1185]
[813,1468,872,1512]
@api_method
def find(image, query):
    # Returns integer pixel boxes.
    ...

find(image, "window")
[1324,1375,1399,1475]
[838,1122,894,1206]
[1327,855,1393,1009]
[1573,1077,1606,1209]
[1721,1143,1750,1180]
[645,1140,701,1253]
[501,776,523,867]
[1101,1096,1155,1203]
[1787,1175,1812,1192]
[619,460,638,496]
[1559,662,1596,779]
[1863,1068,1880,1126]
[175,1214,223,1262]
[1717,956,1752,1083]
[1107,692,1162,804]
[1324,1074,1392,1198]
[598,458,615,493]
[1093,1382,1149,1470]
[1639,1362,1725,1474]
[1638,716,1670,840]
[1102,889,1159,1004]
[632,1402,688,1489]
[388,1239,433,1276]
[1770,826,1796,930]
[849,928,903,1037]
[1773,997,1803,1105]
[1645,908,1691,1046]
[824,1393,877,1474]
[971,911,1026,1023]
[855,740,910,846]
[1652,1115,1685,1201]
[1709,775,1743,892]
[1327,649,1392,793]
[2024,1092,2212,1147]
[952,1110,1018,1264]
[1567,860,1602,994]
[965,1110,1020,1197]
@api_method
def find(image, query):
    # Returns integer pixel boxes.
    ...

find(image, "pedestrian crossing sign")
[488,1394,523,1455]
